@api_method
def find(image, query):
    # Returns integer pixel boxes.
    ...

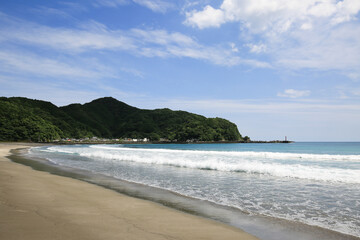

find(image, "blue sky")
[1,0,360,141]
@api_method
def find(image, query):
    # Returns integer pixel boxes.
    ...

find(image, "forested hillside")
[0,97,244,142]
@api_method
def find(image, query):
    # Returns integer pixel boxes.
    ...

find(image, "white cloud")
[0,75,146,107]
[185,5,226,29]
[170,98,360,141]
[95,0,174,13]
[352,89,360,96]
[130,28,196,47]
[300,22,313,30]
[130,29,270,66]
[0,77,103,106]
[0,49,102,79]
[333,85,360,98]
[120,67,144,78]
[132,0,174,13]
[346,72,360,81]
[134,98,360,118]
[230,43,238,52]
[0,15,136,52]
[0,13,269,68]
[275,22,360,71]
[308,1,337,17]
[331,0,360,24]
[184,0,360,76]
[94,0,129,8]
[32,6,74,19]
[246,43,266,53]
[185,0,360,32]
[277,89,311,98]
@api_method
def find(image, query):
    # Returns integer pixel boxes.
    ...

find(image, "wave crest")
[42,145,360,184]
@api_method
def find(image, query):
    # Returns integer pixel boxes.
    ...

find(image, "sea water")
[28,142,360,239]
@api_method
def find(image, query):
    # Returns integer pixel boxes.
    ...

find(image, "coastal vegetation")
[0,97,244,142]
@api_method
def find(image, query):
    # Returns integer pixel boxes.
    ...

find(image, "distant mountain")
[0,97,244,142]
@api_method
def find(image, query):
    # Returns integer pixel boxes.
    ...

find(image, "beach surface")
[0,143,258,240]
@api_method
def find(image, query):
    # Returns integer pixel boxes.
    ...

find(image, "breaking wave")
[41,145,360,184]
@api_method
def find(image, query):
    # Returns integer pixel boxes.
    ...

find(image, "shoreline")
[0,143,259,240]
[3,143,359,240]
[12,140,293,145]
[0,139,293,145]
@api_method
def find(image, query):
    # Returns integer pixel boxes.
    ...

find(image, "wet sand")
[0,143,258,240]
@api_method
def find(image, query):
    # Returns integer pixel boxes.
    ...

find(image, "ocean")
[26,142,360,239]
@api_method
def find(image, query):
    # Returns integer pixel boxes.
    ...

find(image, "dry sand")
[0,143,258,240]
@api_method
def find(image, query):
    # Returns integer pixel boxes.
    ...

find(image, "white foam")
[31,145,360,238]
[88,144,360,162]
[42,145,360,184]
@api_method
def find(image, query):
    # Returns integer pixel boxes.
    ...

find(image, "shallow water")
[25,143,360,239]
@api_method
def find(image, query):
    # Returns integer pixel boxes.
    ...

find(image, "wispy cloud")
[0,12,268,68]
[352,89,360,96]
[346,72,360,81]
[132,0,175,13]
[277,89,311,98]
[93,0,128,8]
[131,98,360,121]
[94,0,174,13]
[334,85,360,99]
[31,6,74,19]
[0,76,103,106]
[58,2,88,12]
[120,67,145,78]
[0,74,146,106]
[274,22,360,71]
[130,29,270,67]
[0,49,103,79]
[246,43,266,54]
[154,98,360,141]
[0,14,136,52]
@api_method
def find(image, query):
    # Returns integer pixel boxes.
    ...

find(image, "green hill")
[0,97,93,142]
[0,97,244,142]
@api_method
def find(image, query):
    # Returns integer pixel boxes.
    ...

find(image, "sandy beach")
[0,143,258,240]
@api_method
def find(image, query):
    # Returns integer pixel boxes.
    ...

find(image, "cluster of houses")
[56,137,150,143]
[122,138,149,142]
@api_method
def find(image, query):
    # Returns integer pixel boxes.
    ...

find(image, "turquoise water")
[128,142,360,155]
[28,142,360,238]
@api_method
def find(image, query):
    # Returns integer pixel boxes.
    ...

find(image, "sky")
[1,0,360,141]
